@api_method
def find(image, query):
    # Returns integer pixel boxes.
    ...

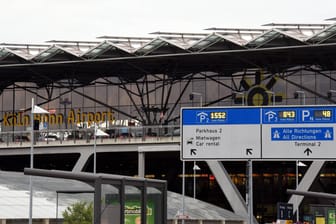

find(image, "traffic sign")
[181,105,336,160]
[181,107,261,160]
[262,106,336,159]
[277,202,293,220]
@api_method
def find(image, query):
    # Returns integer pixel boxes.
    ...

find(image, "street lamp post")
[29,99,34,224]
[93,126,109,173]
[29,98,49,224]
[182,161,185,224]
[189,92,203,107]
[295,160,299,223]
[193,163,201,199]
[296,161,307,223]
[294,91,306,105]
[327,90,336,103]
[233,91,245,106]
[93,125,97,174]
[60,98,71,129]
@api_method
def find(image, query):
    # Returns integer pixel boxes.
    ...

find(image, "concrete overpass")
[0,134,326,221]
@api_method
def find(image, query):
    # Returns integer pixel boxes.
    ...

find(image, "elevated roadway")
[0,133,325,221]
[0,136,180,172]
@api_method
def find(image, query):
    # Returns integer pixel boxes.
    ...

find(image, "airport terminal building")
[1,19,336,223]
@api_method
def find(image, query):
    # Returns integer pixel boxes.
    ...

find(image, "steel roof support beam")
[121,82,146,122]
[165,76,193,123]
[162,79,174,122]
[288,161,325,217]
[206,160,257,223]
[278,72,336,104]
[72,88,134,119]
[145,75,151,124]
[287,189,336,200]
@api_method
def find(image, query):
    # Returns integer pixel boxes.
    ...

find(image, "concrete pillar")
[0,219,6,224]
[138,151,145,177]
[72,151,91,172]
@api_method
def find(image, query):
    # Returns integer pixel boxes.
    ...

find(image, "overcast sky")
[1,0,335,44]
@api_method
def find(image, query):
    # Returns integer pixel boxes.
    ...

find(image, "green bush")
[62,201,93,224]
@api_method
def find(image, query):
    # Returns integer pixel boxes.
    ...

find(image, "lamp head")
[294,92,299,99]
[327,92,332,98]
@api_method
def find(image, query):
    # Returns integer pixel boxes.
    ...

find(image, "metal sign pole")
[193,161,196,199]
[29,98,34,224]
[248,159,253,224]
[28,100,49,224]
[296,160,299,223]
[94,125,97,174]
[182,160,185,224]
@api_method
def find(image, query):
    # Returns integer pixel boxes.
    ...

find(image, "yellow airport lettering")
[67,109,75,124]
[2,110,115,127]
[48,114,63,125]
[3,113,11,126]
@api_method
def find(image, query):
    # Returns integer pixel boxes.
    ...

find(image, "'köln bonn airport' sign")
[181,105,336,160]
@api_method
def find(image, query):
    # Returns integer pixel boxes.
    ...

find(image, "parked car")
[164,128,180,136]
[14,135,30,142]
[39,133,59,141]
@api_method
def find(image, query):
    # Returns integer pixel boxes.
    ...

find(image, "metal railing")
[0,125,180,147]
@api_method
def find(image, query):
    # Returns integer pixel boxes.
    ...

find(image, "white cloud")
[0,0,335,43]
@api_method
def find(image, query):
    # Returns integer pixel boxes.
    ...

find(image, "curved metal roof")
[135,37,190,55]
[0,171,245,221]
[307,23,336,44]
[82,40,134,59]
[245,29,307,48]
[1,22,335,62]
[32,45,83,62]
[189,33,246,52]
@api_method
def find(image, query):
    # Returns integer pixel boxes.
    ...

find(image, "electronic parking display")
[210,111,227,121]
[263,108,298,123]
[313,109,332,120]
[263,106,336,124]
[182,107,260,125]
[278,110,296,121]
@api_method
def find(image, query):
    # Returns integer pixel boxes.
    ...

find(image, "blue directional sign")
[261,105,336,159]
[270,127,333,141]
[181,107,262,160]
[181,105,336,160]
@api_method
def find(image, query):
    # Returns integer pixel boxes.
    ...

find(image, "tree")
[62,201,93,224]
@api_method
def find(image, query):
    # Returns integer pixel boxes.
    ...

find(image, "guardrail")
[0,125,180,147]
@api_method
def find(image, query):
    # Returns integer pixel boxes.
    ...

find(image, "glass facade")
[2,68,336,131]
[1,67,336,223]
